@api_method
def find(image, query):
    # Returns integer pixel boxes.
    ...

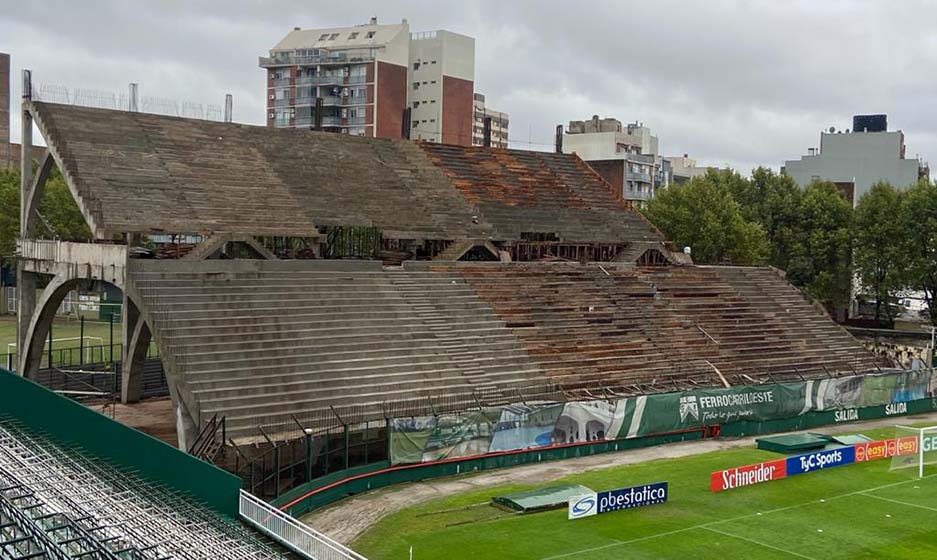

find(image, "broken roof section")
[30,101,663,243]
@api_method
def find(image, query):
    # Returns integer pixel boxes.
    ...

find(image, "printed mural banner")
[389,370,933,465]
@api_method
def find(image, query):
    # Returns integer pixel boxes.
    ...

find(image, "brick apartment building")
[260,18,475,145]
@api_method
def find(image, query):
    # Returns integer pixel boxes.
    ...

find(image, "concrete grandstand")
[11,80,892,505]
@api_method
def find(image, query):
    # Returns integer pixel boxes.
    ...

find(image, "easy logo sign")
[568,482,668,520]
[786,447,855,476]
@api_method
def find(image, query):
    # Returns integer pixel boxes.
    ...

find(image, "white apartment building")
[408,30,475,145]
[563,116,669,204]
[471,93,509,148]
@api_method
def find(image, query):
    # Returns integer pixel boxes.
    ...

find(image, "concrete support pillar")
[16,74,34,375]
[14,269,36,375]
[120,295,149,403]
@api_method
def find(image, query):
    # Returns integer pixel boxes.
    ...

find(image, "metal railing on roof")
[260,52,376,67]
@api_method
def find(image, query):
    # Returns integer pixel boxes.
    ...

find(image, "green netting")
[491,484,594,513]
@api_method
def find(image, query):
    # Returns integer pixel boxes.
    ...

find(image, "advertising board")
[568,482,668,520]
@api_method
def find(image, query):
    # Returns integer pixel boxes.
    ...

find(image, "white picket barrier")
[238,490,368,560]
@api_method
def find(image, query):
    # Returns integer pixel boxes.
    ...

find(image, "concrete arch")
[17,274,153,406]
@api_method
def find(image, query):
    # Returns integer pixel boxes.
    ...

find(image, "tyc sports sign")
[568,482,668,520]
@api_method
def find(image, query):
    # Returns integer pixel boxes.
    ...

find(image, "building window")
[318,33,329,40]
[329,33,339,40]
[413,101,420,108]
[366,31,375,38]
[430,80,436,84]
[413,82,420,90]
[348,32,359,40]
[413,62,420,70]
[431,60,437,64]
[430,99,436,103]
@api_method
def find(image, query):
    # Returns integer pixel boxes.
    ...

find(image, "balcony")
[295,75,344,87]
[259,51,376,68]
[628,171,653,184]
[321,116,343,127]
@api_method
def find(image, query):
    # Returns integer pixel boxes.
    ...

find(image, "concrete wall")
[783,131,923,204]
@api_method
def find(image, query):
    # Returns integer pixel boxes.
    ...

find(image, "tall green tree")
[0,169,19,259]
[731,167,804,272]
[0,167,92,266]
[854,182,904,322]
[644,171,769,265]
[898,179,937,325]
[786,181,854,311]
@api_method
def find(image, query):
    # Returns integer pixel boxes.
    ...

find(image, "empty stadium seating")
[131,261,548,440]
[130,260,884,442]
[0,417,285,559]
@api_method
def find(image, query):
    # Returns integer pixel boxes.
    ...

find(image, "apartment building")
[782,114,929,206]
[664,154,716,184]
[471,93,509,148]
[563,116,669,205]
[408,30,474,145]
[261,19,475,145]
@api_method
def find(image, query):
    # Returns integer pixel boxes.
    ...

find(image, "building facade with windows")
[664,154,716,184]
[563,116,669,205]
[261,19,474,145]
[782,115,928,207]
[259,19,410,138]
[408,30,474,145]
[471,92,508,148]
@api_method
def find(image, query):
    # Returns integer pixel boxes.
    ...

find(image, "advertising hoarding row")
[712,437,919,492]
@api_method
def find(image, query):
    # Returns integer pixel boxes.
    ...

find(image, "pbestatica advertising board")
[568,482,668,520]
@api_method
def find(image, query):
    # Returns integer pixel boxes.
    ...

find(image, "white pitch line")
[859,492,937,513]
[539,473,937,560]
[703,526,817,560]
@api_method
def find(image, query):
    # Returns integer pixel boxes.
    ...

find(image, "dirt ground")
[85,397,178,448]
[301,411,937,544]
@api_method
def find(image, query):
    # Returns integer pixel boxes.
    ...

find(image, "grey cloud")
[2,0,935,173]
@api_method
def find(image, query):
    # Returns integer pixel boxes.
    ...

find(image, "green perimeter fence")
[236,368,937,517]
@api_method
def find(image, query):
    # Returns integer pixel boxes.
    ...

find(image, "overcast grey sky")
[2,0,935,173]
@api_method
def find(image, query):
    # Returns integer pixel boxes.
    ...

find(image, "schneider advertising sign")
[568,482,668,520]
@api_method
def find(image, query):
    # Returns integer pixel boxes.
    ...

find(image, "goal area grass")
[353,423,937,559]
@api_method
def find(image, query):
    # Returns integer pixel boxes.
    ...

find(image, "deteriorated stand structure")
[14,75,887,448]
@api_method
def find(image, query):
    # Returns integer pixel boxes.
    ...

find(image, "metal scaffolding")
[0,418,286,559]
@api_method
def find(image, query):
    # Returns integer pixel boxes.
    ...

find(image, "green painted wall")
[275,430,703,517]
[275,396,937,518]
[0,368,241,516]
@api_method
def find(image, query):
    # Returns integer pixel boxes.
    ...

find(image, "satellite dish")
[829,126,836,133]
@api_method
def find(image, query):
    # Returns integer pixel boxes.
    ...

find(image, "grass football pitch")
[354,424,937,559]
